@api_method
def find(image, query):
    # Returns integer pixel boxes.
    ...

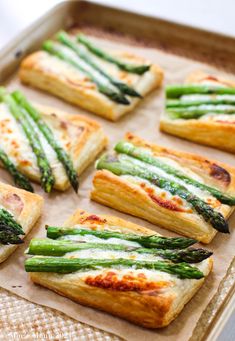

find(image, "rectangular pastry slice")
[19,31,163,121]
[0,182,43,263]
[0,89,107,192]
[25,209,212,328]
[160,70,235,152]
[91,132,235,243]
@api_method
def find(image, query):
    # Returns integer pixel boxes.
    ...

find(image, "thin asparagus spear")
[77,34,150,75]
[114,141,235,205]
[12,91,78,192]
[46,226,197,249]
[0,88,55,193]
[25,256,204,279]
[167,104,235,120]
[43,41,130,105]
[166,84,235,98]
[57,31,141,98]
[0,208,24,244]
[0,224,23,244]
[166,94,235,107]
[96,154,229,233]
[0,147,34,192]
[27,238,212,263]
[0,208,24,235]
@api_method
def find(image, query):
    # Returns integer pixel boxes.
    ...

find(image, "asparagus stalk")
[43,40,130,105]
[25,256,204,279]
[0,89,55,193]
[0,225,23,244]
[0,208,24,244]
[166,94,235,108]
[46,226,197,249]
[96,154,229,233]
[0,147,33,192]
[27,238,212,263]
[0,208,24,235]
[114,141,235,205]
[12,91,79,192]
[166,84,235,98]
[77,34,150,75]
[57,31,141,98]
[167,104,235,120]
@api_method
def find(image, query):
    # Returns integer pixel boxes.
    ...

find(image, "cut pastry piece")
[160,70,235,152]
[25,208,213,328]
[0,181,43,263]
[19,31,163,121]
[0,89,107,192]
[91,132,235,243]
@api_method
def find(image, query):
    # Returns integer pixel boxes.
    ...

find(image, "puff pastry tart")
[160,70,235,152]
[19,31,163,121]
[0,182,43,263]
[0,88,107,193]
[25,209,212,328]
[91,133,235,243]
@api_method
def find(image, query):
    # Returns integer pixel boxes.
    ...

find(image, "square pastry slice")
[0,89,107,192]
[19,31,163,121]
[25,209,212,328]
[0,182,43,263]
[91,133,235,243]
[160,70,235,152]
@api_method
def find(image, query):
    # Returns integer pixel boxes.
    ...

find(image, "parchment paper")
[0,37,234,341]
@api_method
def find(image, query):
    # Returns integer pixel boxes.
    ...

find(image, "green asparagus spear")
[0,89,55,193]
[166,94,235,108]
[166,84,235,98]
[0,208,24,235]
[27,238,212,263]
[0,224,23,244]
[43,40,130,105]
[25,256,204,279]
[0,147,33,192]
[114,141,235,205]
[96,154,229,233]
[57,31,141,98]
[12,91,78,192]
[46,226,197,249]
[0,208,24,244]
[78,34,150,75]
[167,104,235,119]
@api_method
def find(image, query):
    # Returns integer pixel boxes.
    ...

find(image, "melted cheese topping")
[189,80,235,122]
[54,222,211,286]
[201,113,235,123]
[156,156,204,182]
[49,218,209,291]
[0,103,83,184]
[122,175,192,212]
[66,249,162,262]
[181,94,235,102]
[59,229,141,248]
[37,44,155,101]
[62,246,209,285]
[119,155,219,210]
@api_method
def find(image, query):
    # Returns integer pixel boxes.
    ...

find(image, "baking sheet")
[0,287,120,341]
[0,34,235,341]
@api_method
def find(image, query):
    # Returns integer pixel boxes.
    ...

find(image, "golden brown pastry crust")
[29,209,212,328]
[0,182,43,263]
[160,70,235,152]
[91,133,235,243]
[19,50,163,121]
[0,103,107,191]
